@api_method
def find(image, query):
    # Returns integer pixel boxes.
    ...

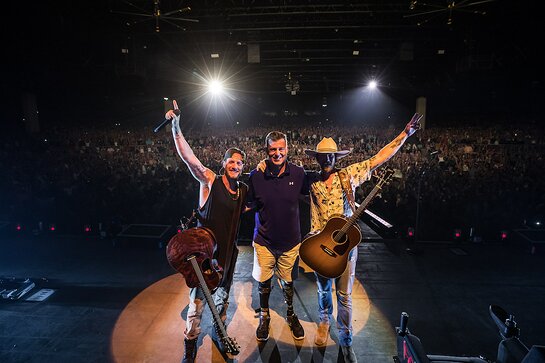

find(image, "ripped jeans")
[183,285,230,340]
[315,245,357,347]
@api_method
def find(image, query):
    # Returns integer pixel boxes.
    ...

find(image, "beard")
[320,163,333,171]
[225,169,240,180]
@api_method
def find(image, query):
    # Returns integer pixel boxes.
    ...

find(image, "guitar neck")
[340,184,383,234]
[188,256,229,338]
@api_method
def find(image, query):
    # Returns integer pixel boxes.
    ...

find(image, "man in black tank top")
[166,101,248,363]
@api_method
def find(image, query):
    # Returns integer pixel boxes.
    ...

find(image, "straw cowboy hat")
[304,137,351,159]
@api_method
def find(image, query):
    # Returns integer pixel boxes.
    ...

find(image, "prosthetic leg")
[281,280,305,340]
[256,278,272,341]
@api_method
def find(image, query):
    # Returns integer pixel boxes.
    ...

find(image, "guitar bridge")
[320,244,337,257]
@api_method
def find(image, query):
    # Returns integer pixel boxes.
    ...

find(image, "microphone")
[153,109,180,133]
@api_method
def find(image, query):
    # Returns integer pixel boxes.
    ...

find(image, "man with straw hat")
[304,113,422,363]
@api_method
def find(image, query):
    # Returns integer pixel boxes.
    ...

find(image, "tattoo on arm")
[186,163,214,186]
[389,137,403,149]
[187,157,212,184]
[173,131,213,184]
[194,164,208,177]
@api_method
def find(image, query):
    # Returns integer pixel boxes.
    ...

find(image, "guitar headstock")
[222,336,241,358]
[373,168,395,187]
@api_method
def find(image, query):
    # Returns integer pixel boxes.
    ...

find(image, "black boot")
[256,309,271,341]
[286,313,305,340]
[182,338,197,363]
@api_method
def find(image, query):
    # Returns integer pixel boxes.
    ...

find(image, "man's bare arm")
[167,100,215,185]
[369,113,422,170]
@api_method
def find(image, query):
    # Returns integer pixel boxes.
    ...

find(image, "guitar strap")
[337,169,356,214]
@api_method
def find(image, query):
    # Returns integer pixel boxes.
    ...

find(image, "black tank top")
[198,176,247,288]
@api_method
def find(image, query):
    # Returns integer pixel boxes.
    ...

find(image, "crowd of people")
[1,121,544,240]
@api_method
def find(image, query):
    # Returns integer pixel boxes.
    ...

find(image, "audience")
[1,122,543,241]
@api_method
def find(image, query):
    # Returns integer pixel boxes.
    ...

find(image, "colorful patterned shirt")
[308,160,371,233]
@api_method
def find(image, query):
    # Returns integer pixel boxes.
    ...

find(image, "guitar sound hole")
[331,230,347,244]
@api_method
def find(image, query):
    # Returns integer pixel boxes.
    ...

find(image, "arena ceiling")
[5,1,543,123]
[103,0,534,94]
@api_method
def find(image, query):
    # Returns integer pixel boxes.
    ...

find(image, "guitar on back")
[299,169,394,278]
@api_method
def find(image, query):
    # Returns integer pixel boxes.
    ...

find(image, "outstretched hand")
[165,100,181,123]
[404,113,423,137]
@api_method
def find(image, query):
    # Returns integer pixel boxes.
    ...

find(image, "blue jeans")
[315,245,357,347]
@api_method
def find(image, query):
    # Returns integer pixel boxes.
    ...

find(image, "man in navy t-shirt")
[246,130,308,342]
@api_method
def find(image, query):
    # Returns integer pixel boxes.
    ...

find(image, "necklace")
[229,187,240,201]
[228,181,240,201]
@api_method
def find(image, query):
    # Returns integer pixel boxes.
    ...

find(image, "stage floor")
[1,230,545,362]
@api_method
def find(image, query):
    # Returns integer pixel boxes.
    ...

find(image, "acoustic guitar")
[166,228,240,357]
[299,169,394,278]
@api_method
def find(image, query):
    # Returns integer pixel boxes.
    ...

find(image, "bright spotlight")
[207,80,224,96]
[368,80,378,90]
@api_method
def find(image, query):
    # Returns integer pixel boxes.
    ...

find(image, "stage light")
[207,80,224,96]
[49,224,56,232]
[500,230,508,241]
[453,229,462,240]
[407,227,415,238]
[367,80,378,90]
[84,224,92,233]
[16,224,22,231]
[526,215,543,229]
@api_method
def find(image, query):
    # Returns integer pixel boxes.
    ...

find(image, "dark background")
[1,3,545,362]
[2,0,544,130]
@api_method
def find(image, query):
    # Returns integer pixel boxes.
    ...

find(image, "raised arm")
[167,100,215,185]
[368,113,422,171]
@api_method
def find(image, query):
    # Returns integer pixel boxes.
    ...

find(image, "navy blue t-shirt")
[247,162,308,252]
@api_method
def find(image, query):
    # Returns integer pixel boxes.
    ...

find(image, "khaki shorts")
[252,242,300,283]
